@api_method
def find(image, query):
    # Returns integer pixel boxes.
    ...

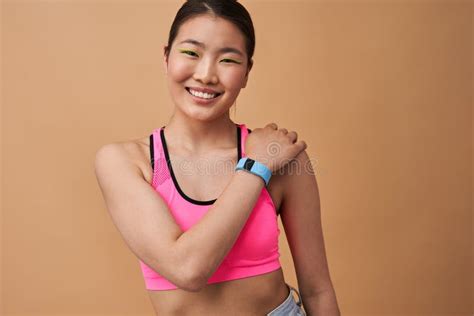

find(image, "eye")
[221,59,241,64]
[179,49,198,57]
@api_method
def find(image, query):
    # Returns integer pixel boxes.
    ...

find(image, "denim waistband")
[266,283,305,316]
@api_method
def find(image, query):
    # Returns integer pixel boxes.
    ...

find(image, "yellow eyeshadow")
[177,49,242,64]
[224,59,242,64]
[178,48,197,54]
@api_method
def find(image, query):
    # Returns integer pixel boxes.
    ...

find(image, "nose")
[192,58,218,85]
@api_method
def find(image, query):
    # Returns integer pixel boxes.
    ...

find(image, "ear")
[242,59,253,89]
[163,45,169,74]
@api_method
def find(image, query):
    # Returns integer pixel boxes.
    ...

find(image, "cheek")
[168,60,193,83]
[220,69,247,90]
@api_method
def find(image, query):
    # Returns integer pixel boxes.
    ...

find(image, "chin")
[184,106,232,122]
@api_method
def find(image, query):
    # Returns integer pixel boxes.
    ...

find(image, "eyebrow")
[178,39,244,57]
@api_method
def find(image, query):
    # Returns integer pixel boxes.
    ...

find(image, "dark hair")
[164,0,255,69]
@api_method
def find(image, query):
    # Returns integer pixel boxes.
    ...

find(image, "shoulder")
[94,135,154,184]
[277,149,316,202]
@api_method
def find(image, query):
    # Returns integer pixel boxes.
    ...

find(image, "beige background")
[1,0,472,315]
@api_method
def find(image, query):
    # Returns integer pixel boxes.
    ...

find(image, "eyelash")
[179,50,240,64]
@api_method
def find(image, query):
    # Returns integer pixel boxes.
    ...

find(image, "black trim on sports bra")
[158,124,242,206]
[149,134,154,171]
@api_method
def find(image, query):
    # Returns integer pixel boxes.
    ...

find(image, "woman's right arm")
[94,123,306,292]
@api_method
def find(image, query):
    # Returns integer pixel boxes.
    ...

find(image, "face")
[163,14,252,121]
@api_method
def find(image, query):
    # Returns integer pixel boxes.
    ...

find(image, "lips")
[185,87,222,99]
[186,86,223,94]
[185,87,223,104]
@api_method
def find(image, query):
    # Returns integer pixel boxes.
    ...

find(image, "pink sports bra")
[139,123,281,290]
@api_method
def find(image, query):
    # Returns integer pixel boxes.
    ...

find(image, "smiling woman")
[164,13,251,118]
[94,0,340,315]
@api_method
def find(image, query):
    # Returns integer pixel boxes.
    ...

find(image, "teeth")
[189,89,218,99]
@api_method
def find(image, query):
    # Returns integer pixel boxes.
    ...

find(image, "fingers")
[265,122,278,130]
[265,123,298,143]
[292,140,308,157]
[298,140,307,151]
[263,123,305,151]
[286,131,298,143]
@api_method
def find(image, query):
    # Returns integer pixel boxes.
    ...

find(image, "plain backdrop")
[1,0,472,315]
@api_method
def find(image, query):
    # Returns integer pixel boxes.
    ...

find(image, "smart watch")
[235,157,272,186]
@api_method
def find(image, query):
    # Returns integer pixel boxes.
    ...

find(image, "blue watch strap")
[235,157,272,186]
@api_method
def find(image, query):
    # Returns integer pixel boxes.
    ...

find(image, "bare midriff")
[147,268,289,316]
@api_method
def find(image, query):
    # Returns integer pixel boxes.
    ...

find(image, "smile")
[185,87,222,100]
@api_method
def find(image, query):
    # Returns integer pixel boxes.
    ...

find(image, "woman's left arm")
[279,150,341,316]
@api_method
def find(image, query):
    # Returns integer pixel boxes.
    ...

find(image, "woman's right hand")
[244,122,307,173]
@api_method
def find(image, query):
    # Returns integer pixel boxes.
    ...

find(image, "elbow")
[171,237,210,292]
[169,252,208,292]
[181,274,207,292]
[176,264,207,292]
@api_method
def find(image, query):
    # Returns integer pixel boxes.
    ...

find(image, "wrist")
[235,168,266,186]
[235,157,272,186]
[245,155,272,172]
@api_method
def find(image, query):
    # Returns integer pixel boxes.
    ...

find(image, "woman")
[94,0,340,315]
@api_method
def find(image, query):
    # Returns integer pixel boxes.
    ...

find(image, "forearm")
[302,288,341,316]
[175,169,265,284]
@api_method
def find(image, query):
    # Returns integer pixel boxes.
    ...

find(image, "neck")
[163,111,237,154]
